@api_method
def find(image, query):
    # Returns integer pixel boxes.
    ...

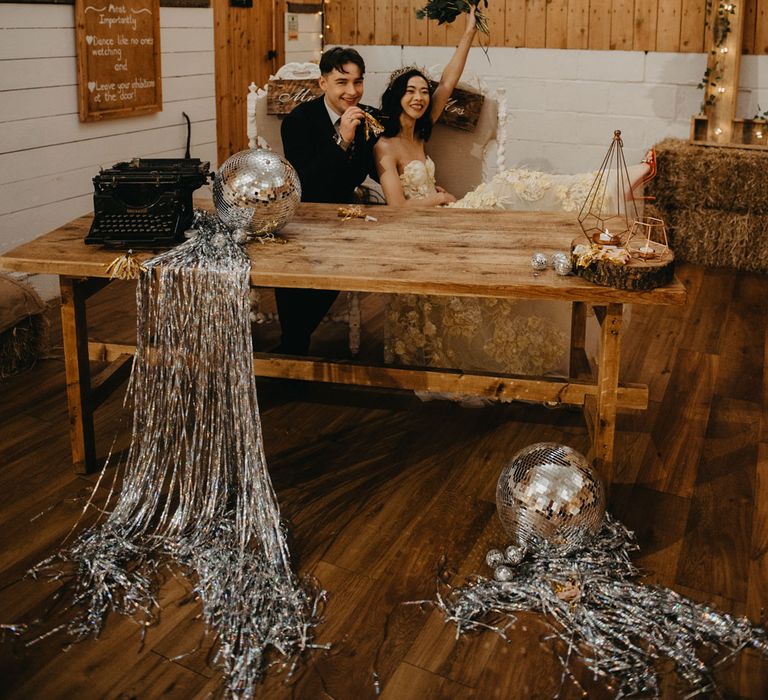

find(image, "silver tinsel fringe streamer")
[436,515,767,698]
[31,210,324,698]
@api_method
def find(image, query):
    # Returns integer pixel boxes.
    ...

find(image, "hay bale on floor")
[646,204,768,273]
[646,140,768,272]
[649,139,768,213]
[0,274,48,379]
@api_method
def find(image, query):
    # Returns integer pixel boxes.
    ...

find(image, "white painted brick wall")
[644,52,707,85]
[577,50,645,82]
[544,81,611,113]
[344,45,768,173]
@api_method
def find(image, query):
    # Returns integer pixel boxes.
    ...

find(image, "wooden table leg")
[569,301,588,378]
[593,303,623,492]
[60,277,97,474]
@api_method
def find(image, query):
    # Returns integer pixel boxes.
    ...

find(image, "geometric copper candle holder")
[626,216,669,260]
[578,130,641,247]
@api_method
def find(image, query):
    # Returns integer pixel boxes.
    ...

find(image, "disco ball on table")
[213,148,301,238]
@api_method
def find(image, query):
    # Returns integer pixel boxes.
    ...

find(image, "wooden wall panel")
[428,13,448,45]
[756,0,768,55]
[743,0,758,54]
[588,0,612,49]
[445,12,466,46]
[340,0,358,45]
[316,1,768,54]
[486,0,506,47]
[611,0,634,50]
[633,0,658,51]
[358,0,376,44]
[391,0,410,44]
[525,0,547,48]
[546,0,569,49]
[374,0,392,44]
[680,0,705,52]
[567,0,590,49]
[410,0,428,45]
[214,0,274,163]
[505,0,526,46]
[656,0,682,52]
[324,0,342,45]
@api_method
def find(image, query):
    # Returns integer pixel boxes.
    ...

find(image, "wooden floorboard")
[1,264,767,698]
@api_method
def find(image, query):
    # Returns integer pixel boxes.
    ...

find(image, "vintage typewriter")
[85,157,211,247]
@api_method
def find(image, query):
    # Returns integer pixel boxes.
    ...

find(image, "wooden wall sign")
[75,0,162,122]
[267,79,323,115]
[430,82,484,132]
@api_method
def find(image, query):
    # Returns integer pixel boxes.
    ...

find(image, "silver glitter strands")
[436,515,768,698]
[32,210,324,698]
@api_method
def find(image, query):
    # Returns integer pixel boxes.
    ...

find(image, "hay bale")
[0,274,48,379]
[649,139,768,214]
[645,140,768,272]
[657,208,768,273]
[0,314,49,379]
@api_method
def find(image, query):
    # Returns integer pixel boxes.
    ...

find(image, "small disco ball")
[496,443,605,556]
[213,148,301,237]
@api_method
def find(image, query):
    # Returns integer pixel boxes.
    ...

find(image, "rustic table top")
[0,202,686,305]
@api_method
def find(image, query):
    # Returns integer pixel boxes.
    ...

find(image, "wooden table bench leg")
[593,303,623,492]
[569,301,588,378]
[60,276,97,475]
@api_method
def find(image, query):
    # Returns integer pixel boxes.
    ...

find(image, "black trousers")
[274,288,339,355]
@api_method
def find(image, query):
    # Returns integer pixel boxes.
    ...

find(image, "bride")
[373,8,476,208]
[373,9,652,380]
[372,7,574,379]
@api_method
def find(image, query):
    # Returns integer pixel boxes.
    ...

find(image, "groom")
[276,47,379,356]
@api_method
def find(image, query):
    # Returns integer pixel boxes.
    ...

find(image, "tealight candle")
[599,229,613,242]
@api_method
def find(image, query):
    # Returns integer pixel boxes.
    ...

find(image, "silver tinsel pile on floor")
[34,211,323,698]
[436,515,767,697]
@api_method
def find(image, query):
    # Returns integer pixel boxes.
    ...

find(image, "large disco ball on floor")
[496,443,605,556]
[213,148,301,237]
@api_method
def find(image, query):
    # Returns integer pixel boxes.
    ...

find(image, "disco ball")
[213,148,301,237]
[496,443,605,556]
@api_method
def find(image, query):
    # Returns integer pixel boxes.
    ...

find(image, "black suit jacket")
[281,96,378,204]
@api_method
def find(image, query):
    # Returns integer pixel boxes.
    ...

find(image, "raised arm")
[430,6,477,123]
[375,140,454,208]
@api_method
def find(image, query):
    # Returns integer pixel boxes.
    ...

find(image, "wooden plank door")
[213,0,278,164]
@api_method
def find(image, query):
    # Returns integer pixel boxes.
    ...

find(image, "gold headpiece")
[387,65,429,88]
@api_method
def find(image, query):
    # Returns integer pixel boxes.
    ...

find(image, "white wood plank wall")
[0,3,217,296]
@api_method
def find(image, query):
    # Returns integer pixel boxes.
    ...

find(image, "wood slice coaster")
[570,238,675,290]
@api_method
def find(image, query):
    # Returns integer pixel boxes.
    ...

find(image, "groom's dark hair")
[380,69,434,141]
[319,47,366,76]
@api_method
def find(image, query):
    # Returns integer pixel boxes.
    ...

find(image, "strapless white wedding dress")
[383,159,571,381]
[399,157,438,200]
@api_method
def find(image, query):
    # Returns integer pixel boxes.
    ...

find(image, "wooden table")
[0,203,686,487]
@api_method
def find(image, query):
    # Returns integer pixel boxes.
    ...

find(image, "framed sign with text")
[75,0,162,121]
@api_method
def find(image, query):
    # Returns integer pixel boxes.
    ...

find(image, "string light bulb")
[720,46,729,53]
[714,127,723,135]
[717,86,726,93]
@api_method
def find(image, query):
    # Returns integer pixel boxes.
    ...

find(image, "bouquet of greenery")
[415,0,490,34]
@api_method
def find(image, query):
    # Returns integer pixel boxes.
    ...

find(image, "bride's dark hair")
[380,69,434,141]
